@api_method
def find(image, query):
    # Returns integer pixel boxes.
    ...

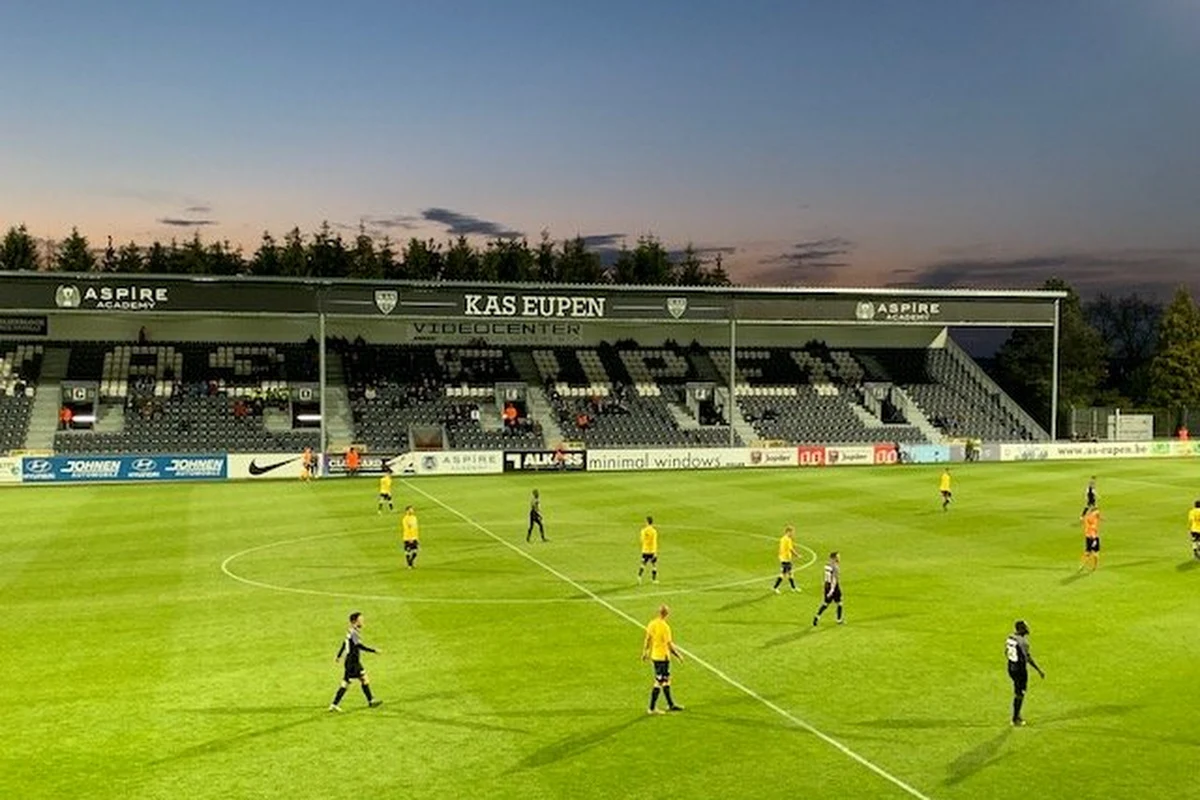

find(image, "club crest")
[374,290,398,315]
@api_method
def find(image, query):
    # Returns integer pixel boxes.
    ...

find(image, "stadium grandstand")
[0,273,1065,458]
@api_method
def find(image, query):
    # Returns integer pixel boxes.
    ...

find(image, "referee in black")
[527,488,547,542]
[1005,620,1045,726]
[329,611,382,712]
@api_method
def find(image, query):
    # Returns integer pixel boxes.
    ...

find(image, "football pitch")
[2,460,1198,800]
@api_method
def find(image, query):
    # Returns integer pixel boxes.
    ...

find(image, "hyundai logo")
[27,459,53,473]
[131,458,157,472]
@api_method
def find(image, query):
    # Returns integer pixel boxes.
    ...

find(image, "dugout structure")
[0,273,1068,448]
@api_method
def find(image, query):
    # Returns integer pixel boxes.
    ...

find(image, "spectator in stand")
[576,411,591,430]
[138,326,148,344]
[1179,425,1190,441]
[59,406,73,430]
[503,403,518,429]
[233,399,249,419]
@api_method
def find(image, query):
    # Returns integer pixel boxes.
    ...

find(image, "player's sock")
[362,684,374,703]
[788,577,796,590]
[836,604,843,622]
[649,687,660,711]
[816,603,828,617]
[773,577,782,590]
[663,686,677,709]
[1013,695,1024,722]
[333,686,347,706]
[651,569,658,582]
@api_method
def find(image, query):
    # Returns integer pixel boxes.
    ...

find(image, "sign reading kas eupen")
[464,293,606,318]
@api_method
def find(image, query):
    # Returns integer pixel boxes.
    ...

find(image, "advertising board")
[746,448,799,468]
[0,456,24,483]
[898,444,950,464]
[503,449,587,472]
[796,446,827,467]
[587,448,744,472]
[825,446,874,466]
[226,453,305,480]
[21,454,226,482]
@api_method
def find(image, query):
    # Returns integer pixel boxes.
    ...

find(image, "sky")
[2,0,1199,296]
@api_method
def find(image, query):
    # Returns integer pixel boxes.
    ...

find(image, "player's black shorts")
[1008,667,1028,694]
[780,561,793,574]
[1191,532,1200,543]
[1085,537,1100,553]
[344,663,364,682]
[652,659,671,684]
[529,510,542,523]
[403,540,419,552]
[824,585,842,604]
[641,553,658,564]
[1086,491,1096,506]
[379,492,392,501]
[941,490,952,498]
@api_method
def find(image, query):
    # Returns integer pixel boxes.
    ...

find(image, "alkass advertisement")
[746,448,799,467]
[503,449,587,472]
[227,453,306,479]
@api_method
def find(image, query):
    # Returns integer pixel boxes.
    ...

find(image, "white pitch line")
[403,479,933,800]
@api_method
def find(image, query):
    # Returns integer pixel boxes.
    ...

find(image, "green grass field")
[2,460,1199,800]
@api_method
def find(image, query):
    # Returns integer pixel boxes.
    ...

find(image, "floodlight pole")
[318,310,328,463]
[729,318,738,446]
[1050,298,1060,440]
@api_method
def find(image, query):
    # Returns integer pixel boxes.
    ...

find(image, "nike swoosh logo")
[248,456,300,475]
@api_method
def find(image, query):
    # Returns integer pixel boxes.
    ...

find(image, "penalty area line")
[401,479,933,800]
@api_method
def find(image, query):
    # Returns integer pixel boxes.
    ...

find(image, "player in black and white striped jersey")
[812,552,844,626]
[1080,476,1097,518]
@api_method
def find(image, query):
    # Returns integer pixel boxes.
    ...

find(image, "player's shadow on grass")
[943,729,1013,787]
[994,564,1071,573]
[373,708,529,735]
[762,626,821,649]
[153,715,321,765]
[1176,560,1200,572]
[1042,703,1140,723]
[854,718,994,731]
[1059,571,1090,586]
[513,715,647,771]
[715,592,775,613]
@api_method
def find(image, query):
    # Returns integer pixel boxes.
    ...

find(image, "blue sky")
[2,0,1198,294]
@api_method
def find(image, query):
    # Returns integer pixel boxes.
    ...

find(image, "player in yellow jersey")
[377,470,394,514]
[1079,507,1101,572]
[939,468,952,510]
[1189,500,1200,560]
[401,505,420,568]
[637,516,658,584]
[772,525,802,594]
[641,604,684,714]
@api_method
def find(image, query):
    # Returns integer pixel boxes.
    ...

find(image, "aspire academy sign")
[464,293,606,319]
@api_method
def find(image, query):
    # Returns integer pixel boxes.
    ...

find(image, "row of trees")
[993,278,1200,431]
[0,223,730,286]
